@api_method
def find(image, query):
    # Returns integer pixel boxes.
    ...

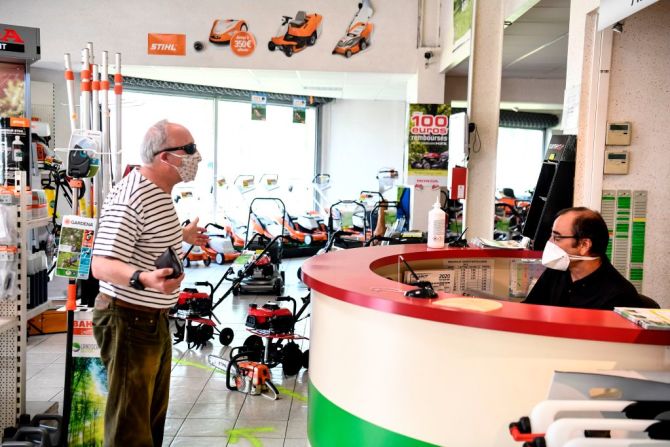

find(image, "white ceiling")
[449,0,570,79]
[122,0,570,100]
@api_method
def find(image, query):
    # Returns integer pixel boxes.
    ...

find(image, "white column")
[464,0,504,239]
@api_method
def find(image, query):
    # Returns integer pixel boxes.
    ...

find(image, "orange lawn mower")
[182,222,239,267]
[333,0,375,58]
[209,19,248,45]
[268,11,323,57]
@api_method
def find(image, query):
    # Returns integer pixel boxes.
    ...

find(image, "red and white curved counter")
[301,245,670,447]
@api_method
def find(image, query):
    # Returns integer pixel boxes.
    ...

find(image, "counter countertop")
[301,244,670,345]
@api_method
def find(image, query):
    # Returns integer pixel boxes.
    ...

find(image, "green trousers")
[92,296,172,447]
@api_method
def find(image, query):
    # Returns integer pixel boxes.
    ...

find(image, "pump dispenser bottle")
[427,196,446,248]
[11,136,24,171]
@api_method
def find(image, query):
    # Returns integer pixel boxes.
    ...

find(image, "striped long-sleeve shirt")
[92,168,182,308]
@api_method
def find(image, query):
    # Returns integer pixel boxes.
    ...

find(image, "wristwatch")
[129,270,145,291]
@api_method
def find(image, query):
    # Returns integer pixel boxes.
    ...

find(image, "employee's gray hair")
[140,119,169,164]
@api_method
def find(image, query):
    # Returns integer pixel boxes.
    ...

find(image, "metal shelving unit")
[0,317,17,334]
[0,173,26,429]
[1,22,43,431]
[0,172,51,429]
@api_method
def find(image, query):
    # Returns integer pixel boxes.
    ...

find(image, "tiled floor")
[27,257,312,447]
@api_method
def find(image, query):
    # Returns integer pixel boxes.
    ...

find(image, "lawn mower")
[231,294,311,377]
[171,279,234,349]
[218,214,247,251]
[181,222,223,267]
[209,19,248,45]
[171,234,288,349]
[244,196,319,260]
[411,150,449,169]
[204,222,240,264]
[233,233,285,295]
[268,11,323,57]
[333,0,374,58]
[182,243,215,267]
[208,351,279,400]
[327,199,369,248]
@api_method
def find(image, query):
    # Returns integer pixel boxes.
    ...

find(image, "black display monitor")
[521,135,576,251]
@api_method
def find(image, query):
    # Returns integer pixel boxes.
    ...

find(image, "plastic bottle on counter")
[427,196,446,249]
[11,136,24,171]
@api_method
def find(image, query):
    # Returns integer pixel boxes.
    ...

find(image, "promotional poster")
[251,94,267,121]
[68,310,106,446]
[55,215,96,280]
[406,103,450,188]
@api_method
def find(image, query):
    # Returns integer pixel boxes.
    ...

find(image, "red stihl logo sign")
[0,28,25,52]
[148,33,186,56]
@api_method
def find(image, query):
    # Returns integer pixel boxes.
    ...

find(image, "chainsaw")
[208,353,279,400]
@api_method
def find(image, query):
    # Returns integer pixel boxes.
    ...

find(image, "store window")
[112,91,215,221]
[215,101,316,223]
[495,127,544,199]
[112,91,317,224]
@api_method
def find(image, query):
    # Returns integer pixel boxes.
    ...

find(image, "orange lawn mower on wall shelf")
[333,0,374,58]
[268,11,323,57]
[209,19,248,45]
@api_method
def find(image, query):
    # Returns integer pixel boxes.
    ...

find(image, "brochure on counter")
[614,307,670,330]
[472,237,525,250]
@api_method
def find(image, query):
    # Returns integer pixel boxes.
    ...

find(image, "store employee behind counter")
[523,207,645,310]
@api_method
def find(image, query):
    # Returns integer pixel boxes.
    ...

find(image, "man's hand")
[183,217,209,246]
[140,269,185,294]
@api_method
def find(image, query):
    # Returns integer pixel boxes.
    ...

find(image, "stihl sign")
[148,33,186,56]
[151,43,178,51]
[0,27,25,52]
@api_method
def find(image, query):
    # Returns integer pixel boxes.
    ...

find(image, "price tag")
[231,31,256,57]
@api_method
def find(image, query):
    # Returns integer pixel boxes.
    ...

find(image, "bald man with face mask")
[523,207,644,310]
[91,119,208,447]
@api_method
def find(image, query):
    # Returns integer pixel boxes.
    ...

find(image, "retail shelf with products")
[26,216,51,230]
[0,172,51,429]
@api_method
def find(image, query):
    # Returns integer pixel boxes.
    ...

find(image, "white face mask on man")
[541,240,599,271]
[163,151,202,183]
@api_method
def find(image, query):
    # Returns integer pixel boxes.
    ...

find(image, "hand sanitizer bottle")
[427,196,445,248]
[12,136,24,171]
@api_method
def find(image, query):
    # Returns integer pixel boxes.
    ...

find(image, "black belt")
[111,297,170,315]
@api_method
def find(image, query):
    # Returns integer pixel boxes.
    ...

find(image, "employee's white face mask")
[163,151,202,183]
[541,240,599,271]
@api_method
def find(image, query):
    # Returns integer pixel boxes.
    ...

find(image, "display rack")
[0,172,49,429]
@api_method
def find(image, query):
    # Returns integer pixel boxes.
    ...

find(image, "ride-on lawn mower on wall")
[268,11,323,57]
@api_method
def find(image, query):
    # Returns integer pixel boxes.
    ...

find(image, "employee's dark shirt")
[523,260,642,310]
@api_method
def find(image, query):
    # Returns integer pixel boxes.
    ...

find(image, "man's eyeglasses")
[158,143,197,155]
[551,233,578,242]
